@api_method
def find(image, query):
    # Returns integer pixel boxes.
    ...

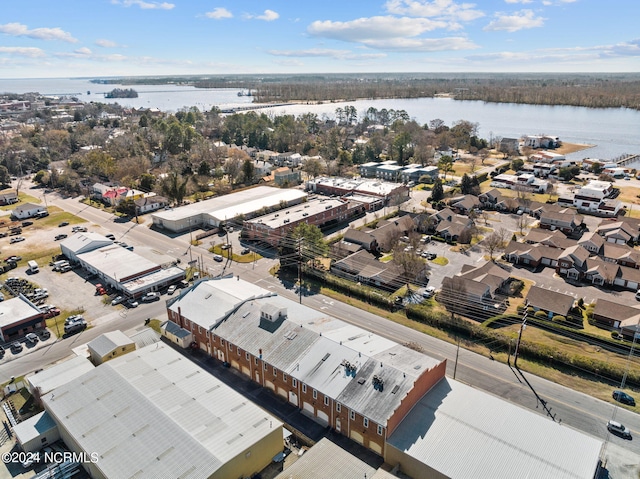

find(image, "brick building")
[166,277,446,457]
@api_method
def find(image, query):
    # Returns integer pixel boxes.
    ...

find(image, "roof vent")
[372,375,384,391]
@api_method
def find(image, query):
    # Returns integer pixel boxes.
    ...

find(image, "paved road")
[4,185,639,474]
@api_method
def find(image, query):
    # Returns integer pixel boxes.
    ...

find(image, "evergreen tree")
[431,177,444,203]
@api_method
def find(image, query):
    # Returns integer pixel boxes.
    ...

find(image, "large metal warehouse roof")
[387,377,603,479]
[43,342,283,479]
[152,186,307,223]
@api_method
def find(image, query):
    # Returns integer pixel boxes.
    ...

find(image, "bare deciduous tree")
[483,227,509,261]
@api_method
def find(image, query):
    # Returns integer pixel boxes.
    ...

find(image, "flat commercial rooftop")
[43,342,283,479]
[387,378,603,479]
[245,198,345,229]
[152,186,307,222]
[78,244,159,282]
[0,295,42,328]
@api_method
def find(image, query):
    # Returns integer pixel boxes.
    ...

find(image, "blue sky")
[1,0,639,78]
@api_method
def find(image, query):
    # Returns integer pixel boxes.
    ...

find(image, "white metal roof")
[60,232,113,255]
[152,186,307,222]
[26,356,95,395]
[120,266,184,295]
[77,244,159,282]
[87,330,134,358]
[43,342,282,479]
[387,378,603,479]
[13,411,58,446]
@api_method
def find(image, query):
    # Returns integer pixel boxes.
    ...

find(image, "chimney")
[178,306,184,329]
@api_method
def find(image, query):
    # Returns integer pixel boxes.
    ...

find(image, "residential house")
[331,250,408,291]
[11,202,46,220]
[273,167,302,186]
[523,136,561,149]
[271,152,302,167]
[532,162,558,178]
[439,276,500,319]
[523,229,576,250]
[539,210,584,236]
[601,243,640,269]
[503,241,562,268]
[372,216,416,252]
[596,220,638,244]
[592,299,640,330]
[499,137,520,155]
[584,258,621,287]
[134,195,168,214]
[0,192,18,205]
[478,189,504,209]
[529,151,565,163]
[343,228,378,253]
[448,195,480,215]
[578,231,605,254]
[435,219,472,242]
[458,262,510,295]
[331,240,363,260]
[526,286,575,319]
[556,245,591,280]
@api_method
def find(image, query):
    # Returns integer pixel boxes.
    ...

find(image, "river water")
[1,77,639,161]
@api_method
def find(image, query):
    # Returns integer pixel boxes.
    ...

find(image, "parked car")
[421,251,437,260]
[64,315,84,326]
[613,390,636,406]
[423,286,436,298]
[241,248,250,255]
[607,420,632,438]
[221,243,231,250]
[10,236,25,243]
[37,329,51,340]
[21,221,33,227]
[167,285,177,295]
[54,234,67,241]
[59,265,72,273]
[111,295,125,306]
[34,211,49,218]
[126,299,139,308]
[25,332,38,344]
[10,341,23,354]
[43,308,60,319]
[0,346,4,358]
[141,292,161,302]
[4,255,21,263]
[64,320,87,336]
[58,221,69,227]
[213,254,223,262]
[72,226,87,232]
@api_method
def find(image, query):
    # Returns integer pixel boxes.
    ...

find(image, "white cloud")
[95,39,119,48]
[253,9,280,21]
[504,0,532,4]
[268,48,386,60]
[205,7,233,19]
[307,16,478,51]
[0,23,77,43]
[0,46,46,58]
[56,47,94,58]
[112,0,175,10]
[384,0,484,22]
[483,9,545,32]
[309,16,447,42]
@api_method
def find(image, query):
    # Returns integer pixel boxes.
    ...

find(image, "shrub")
[534,310,548,318]
[552,315,566,322]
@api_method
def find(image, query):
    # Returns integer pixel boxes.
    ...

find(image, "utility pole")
[453,335,460,380]
[513,302,529,368]
[297,237,303,304]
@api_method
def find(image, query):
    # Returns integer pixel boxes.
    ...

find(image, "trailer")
[27,260,39,273]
